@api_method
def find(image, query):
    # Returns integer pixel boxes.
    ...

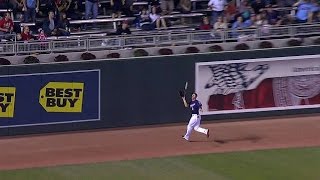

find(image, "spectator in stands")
[293,0,318,23]
[225,0,238,23]
[178,0,191,24]
[37,28,48,50]
[0,0,14,9]
[115,20,131,35]
[150,6,167,29]
[251,0,266,14]
[265,5,280,25]
[310,0,320,20]
[0,0,9,9]
[23,0,39,22]
[39,0,57,18]
[313,11,320,22]
[134,7,150,28]
[16,33,22,41]
[243,13,255,27]
[57,12,71,36]
[66,0,82,20]
[56,0,71,13]
[150,0,160,6]
[208,0,228,24]
[264,0,277,6]
[85,0,98,24]
[37,28,47,40]
[232,16,246,30]
[238,0,253,21]
[122,0,134,17]
[21,25,35,41]
[111,0,124,18]
[9,0,24,17]
[160,0,175,15]
[199,16,212,30]
[277,0,296,7]
[276,14,294,25]
[36,0,45,16]
[178,0,191,13]
[254,13,265,26]
[214,16,228,30]
[0,12,14,40]
[42,10,60,36]
[139,8,150,22]
[214,16,228,38]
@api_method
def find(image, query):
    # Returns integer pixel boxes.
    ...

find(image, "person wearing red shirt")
[21,26,34,41]
[0,12,14,34]
[199,16,212,30]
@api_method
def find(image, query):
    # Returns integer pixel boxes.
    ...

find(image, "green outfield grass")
[1,147,320,180]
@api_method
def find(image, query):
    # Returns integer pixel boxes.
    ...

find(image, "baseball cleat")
[207,129,210,138]
[182,135,189,141]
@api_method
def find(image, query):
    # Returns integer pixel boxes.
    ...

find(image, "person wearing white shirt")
[149,6,167,29]
[208,0,227,24]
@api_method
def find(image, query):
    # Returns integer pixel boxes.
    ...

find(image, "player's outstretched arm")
[182,97,189,108]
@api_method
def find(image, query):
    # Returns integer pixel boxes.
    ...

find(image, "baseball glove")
[179,90,185,97]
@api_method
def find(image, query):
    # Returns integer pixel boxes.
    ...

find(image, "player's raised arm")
[179,90,189,108]
[182,96,189,108]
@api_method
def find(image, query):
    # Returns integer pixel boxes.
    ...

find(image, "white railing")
[1,23,320,55]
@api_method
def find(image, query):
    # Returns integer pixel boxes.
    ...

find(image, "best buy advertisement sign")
[39,82,84,112]
[0,87,16,117]
[0,70,100,128]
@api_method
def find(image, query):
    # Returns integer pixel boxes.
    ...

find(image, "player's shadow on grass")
[213,135,262,144]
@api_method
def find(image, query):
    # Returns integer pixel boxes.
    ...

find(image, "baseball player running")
[180,92,210,141]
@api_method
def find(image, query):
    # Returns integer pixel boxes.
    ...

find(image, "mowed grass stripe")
[1,147,320,180]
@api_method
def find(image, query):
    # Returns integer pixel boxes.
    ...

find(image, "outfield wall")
[1,46,320,136]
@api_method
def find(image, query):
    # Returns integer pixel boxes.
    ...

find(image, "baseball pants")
[183,114,208,140]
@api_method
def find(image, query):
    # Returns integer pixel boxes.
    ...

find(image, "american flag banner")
[196,55,320,115]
